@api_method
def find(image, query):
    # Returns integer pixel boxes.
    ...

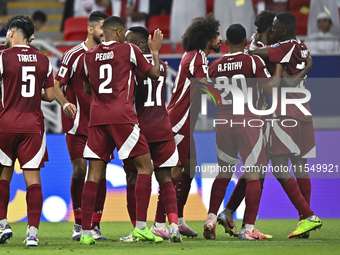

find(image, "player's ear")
[225,39,229,46]
[87,26,93,35]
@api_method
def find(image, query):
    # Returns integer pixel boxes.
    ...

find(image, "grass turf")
[1,219,339,255]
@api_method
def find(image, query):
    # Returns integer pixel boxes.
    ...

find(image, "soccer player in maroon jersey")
[217,11,314,238]
[166,14,223,237]
[0,15,54,246]
[249,12,322,238]
[79,16,163,244]
[120,26,181,243]
[204,24,282,240]
[54,11,109,241]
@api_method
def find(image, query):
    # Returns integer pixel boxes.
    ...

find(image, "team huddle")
[0,9,321,246]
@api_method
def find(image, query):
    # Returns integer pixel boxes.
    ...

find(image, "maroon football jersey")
[208,52,271,131]
[0,45,53,133]
[134,55,173,143]
[167,50,208,136]
[55,42,91,136]
[80,41,153,127]
[0,44,5,50]
[267,39,312,122]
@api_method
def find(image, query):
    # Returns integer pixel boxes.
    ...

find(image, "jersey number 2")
[21,66,36,98]
[99,64,112,94]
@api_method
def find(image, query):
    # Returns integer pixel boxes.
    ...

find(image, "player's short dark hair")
[103,16,125,30]
[182,14,220,51]
[88,11,109,26]
[32,10,47,23]
[226,24,246,45]
[128,26,149,42]
[254,10,276,34]
[276,12,296,33]
[7,15,34,40]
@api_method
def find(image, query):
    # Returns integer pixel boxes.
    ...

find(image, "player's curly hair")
[6,15,34,40]
[254,10,276,34]
[182,14,220,52]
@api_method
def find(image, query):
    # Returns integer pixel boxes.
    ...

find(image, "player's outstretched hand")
[63,102,77,119]
[148,29,163,53]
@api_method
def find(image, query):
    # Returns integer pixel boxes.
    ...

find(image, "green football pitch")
[1,219,339,255]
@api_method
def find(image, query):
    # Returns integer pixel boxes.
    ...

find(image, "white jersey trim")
[302,146,316,159]
[129,44,137,66]
[175,77,190,105]
[273,120,301,156]
[159,145,179,168]
[0,148,13,166]
[172,103,191,133]
[83,143,101,160]
[22,130,46,169]
[118,124,140,160]
[63,44,82,65]
[216,145,241,165]
[68,95,80,135]
[280,44,295,63]
[189,52,197,76]
[174,134,185,145]
[244,129,263,167]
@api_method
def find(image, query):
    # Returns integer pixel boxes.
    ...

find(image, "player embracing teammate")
[206,11,322,240]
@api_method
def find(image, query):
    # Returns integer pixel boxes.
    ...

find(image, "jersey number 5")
[21,66,36,98]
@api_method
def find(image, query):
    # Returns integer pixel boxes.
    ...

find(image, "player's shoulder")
[182,49,206,65]
[62,43,87,63]
[249,54,266,65]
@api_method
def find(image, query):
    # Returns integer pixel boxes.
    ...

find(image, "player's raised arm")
[249,43,270,60]
[281,52,313,87]
[145,29,163,80]
[261,63,282,95]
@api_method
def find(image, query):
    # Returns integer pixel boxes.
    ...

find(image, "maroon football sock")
[208,178,229,215]
[226,174,246,211]
[297,174,311,205]
[155,187,166,223]
[0,180,10,220]
[177,172,192,218]
[126,184,136,227]
[26,184,43,228]
[243,180,261,225]
[161,181,178,224]
[135,174,151,222]
[92,178,106,229]
[70,177,84,225]
[81,181,98,230]
[284,177,314,220]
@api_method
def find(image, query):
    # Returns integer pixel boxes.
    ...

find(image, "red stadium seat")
[219,43,229,54]
[207,0,214,14]
[148,14,170,39]
[56,45,74,53]
[159,44,173,54]
[175,44,184,54]
[63,17,88,41]
[291,11,309,35]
